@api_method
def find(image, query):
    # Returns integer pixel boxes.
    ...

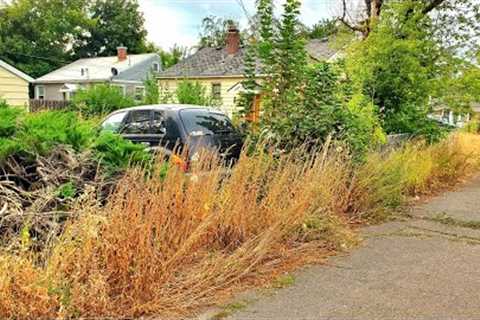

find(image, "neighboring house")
[157,26,340,116]
[429,102,480,128]
[34,47,161,102]
[0,59,34,106]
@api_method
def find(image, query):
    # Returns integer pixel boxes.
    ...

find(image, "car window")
[102,111,128,133]
[152,111,166,134]
[123,110,151,134]
[179,109,234,136]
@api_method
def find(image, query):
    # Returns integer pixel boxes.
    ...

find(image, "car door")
[121,109,159,147]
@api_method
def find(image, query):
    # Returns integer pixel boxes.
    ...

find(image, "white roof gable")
[35,53,157,83]
[0,59,34,82]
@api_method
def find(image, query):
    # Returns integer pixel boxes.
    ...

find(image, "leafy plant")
[175,80,220,106]
[72,84,135,117]
[92,132,151,172]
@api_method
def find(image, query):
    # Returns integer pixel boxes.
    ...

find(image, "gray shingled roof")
[158,39,338,79]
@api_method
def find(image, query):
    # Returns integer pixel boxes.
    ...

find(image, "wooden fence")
[29,99,71,112]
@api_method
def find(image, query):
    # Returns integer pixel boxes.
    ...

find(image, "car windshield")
[180,109,235,136]
[101,111,128,133]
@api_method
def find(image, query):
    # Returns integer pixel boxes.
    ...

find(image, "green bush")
[72,84,135,117]
[17,111,96,155]
[92,132,151,172]
[0,106,24,138]
[175,80,220,106]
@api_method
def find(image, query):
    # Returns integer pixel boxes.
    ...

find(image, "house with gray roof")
[34,47,161,102]
[157,27,340,116]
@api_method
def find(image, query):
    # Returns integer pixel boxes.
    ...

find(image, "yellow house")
[157,26,340,117]
[0,59,33,106]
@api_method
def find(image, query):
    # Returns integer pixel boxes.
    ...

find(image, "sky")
[138,0,339,49]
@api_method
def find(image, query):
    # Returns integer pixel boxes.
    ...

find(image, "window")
[123,110,151,134]
[36,86,45,100]
[112,84,126,96]
[152,62,160,73]
[152,111,166,135]
[180,109,234,136]
[101,111,128,133]
[134,86,145,102]
[211,83,221,100]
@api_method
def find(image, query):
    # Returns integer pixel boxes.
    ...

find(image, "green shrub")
[17,111,96,155]
[0,138,23,163]
[0,106,24,138]
[175,80,220,106]
[92,132,151,172]
[72,84,135,117]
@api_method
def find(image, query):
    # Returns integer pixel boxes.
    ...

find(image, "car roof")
[109,104,225,114]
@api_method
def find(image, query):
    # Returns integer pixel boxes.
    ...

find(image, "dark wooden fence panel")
[29,100,71,112]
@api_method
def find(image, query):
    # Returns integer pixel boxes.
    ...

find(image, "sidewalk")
[223,176,480,320]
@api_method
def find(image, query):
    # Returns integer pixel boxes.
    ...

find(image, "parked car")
[101,105,244,169]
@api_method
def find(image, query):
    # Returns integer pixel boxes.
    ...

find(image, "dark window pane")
[152,111,166,134]
[124,110,151,134]
[180,109,234,136]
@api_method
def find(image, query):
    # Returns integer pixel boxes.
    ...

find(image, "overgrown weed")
[1,133,480,319]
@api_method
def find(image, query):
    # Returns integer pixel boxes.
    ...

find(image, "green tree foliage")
[143,73,160,105]
[73,0,148,58]
[261,0,307,142]
[308,18,338,39]
[252,0,384,153]
[198,15,242,48]
[0,0,93,77]
[345,1,476,139]
[235,39,258,118]
[175,80,220,106]
[157,45,188,69]
[0,0,149,77]
[72,84,135,117]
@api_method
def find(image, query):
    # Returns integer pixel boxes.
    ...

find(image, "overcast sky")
[138,0,339,49]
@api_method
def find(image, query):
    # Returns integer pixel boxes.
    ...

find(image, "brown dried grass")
[1,133,480,319]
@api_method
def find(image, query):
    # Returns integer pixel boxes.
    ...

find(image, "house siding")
[158,77,245,116]
[0,66,30,106]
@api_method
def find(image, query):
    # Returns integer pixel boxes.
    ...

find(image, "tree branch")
[339,0,366,33]
[422,0,446,14]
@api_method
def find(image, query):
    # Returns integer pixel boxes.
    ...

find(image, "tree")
[0,0,93,77]
[198,15,242,48]
[345,1,465,139]
[308,19,338,39]
[148,44,189,69]
[74,0,148,58]
[337,0,479,42]
[143,73,159,105]
[261,0,307,143]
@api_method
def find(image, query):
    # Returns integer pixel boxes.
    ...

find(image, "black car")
[101,105,244,167]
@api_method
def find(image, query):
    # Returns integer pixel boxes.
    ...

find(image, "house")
[34,47,161,102]
[0,59,33,106]
[157,26,339,117]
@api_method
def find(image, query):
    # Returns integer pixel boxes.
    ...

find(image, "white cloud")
[138,0,339,49]
[139,0,198,49]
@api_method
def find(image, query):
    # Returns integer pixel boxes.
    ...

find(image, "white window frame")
[152,62,160,72]
[134,86,145,102]
[36,85,45,100]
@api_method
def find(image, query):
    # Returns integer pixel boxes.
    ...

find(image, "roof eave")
[0,60,34,82]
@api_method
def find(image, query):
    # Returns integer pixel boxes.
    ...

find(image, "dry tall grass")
[1,133,480,319]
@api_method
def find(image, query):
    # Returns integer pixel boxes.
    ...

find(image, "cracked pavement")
[223,175,480,320]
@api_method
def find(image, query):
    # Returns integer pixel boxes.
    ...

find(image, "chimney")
[226,25,240,55]
[117,46,128,62]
